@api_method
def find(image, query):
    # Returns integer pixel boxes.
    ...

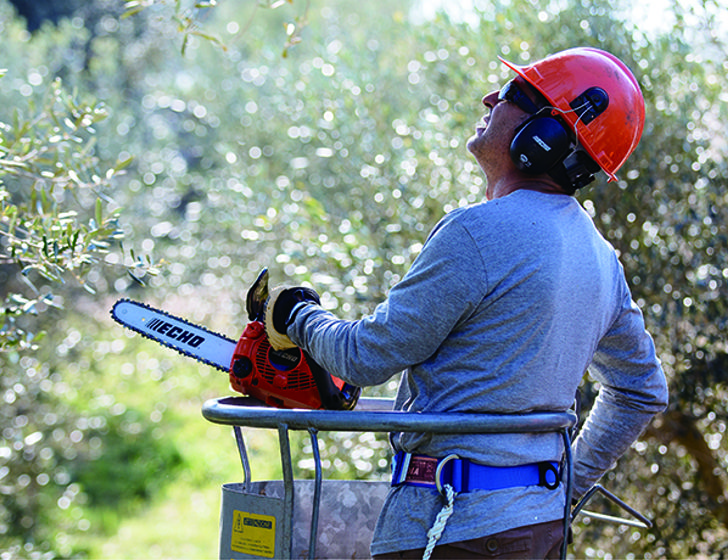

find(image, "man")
[264,47,668,559]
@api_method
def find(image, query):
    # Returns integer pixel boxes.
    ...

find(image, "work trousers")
[372,518,565,559]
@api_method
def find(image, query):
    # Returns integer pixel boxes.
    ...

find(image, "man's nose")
[482,90,500,109]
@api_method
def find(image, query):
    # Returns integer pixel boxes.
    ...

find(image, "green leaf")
[114,155,134,171]
[127,269,146,286]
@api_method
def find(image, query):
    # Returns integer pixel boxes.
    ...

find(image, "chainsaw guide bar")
[111,299,237,372]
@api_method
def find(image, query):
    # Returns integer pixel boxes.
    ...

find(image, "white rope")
[422,484,455,560]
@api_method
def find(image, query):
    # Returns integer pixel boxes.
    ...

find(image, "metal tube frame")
[233,426,251,488]
[308,428,322,560]
[205,397,578,560]
[572,484,652,529]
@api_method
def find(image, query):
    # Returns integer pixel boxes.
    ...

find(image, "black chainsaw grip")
[303,350,361,410]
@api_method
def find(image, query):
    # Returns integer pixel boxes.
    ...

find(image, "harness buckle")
[391,451,411,486]
[538,461,560,490]
[435,454,460,495]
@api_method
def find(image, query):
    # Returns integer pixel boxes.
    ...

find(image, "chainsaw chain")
[110,298,236,372]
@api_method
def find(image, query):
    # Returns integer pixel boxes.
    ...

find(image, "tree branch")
[646,359,728,531]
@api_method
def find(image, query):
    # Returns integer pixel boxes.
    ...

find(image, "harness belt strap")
[391,451,560,493]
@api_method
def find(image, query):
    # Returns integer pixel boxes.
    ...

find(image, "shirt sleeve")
[287,211,488,387]
[571,281,669,497]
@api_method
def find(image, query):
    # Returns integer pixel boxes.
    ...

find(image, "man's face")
[466,77,544,196]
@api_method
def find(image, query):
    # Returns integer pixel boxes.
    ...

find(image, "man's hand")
[264,285,320,350]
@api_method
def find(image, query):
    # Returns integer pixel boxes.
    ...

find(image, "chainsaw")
[110,269,361,410]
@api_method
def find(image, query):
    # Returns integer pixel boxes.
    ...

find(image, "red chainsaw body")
[228,320,350,409]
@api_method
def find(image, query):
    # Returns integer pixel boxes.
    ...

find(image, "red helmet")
[500,47,645,182]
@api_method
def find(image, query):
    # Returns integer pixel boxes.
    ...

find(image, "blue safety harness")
[391,451,561,493]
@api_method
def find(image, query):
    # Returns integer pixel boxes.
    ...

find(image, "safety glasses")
[498,80,543,114]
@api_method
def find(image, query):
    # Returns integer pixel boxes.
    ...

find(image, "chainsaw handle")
[303,350,361,411]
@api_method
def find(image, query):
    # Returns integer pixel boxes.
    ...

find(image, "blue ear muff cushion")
[510,117,572,175]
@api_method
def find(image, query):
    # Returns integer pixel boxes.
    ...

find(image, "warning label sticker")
[230,510,276,558]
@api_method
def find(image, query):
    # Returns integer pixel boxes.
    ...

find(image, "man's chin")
[465,134,480,154]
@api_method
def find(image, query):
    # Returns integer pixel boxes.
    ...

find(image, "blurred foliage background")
[1,0,727,558]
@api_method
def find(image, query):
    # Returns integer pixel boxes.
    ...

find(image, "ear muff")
[509,116,572,175]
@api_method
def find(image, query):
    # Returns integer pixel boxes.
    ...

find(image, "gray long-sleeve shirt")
[288,189,668,555]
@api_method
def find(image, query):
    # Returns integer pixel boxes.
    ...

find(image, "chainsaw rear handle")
[304,350,362,411]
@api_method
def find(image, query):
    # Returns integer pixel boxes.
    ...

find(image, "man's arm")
[286,212,488,387]
[572,290,668,497]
